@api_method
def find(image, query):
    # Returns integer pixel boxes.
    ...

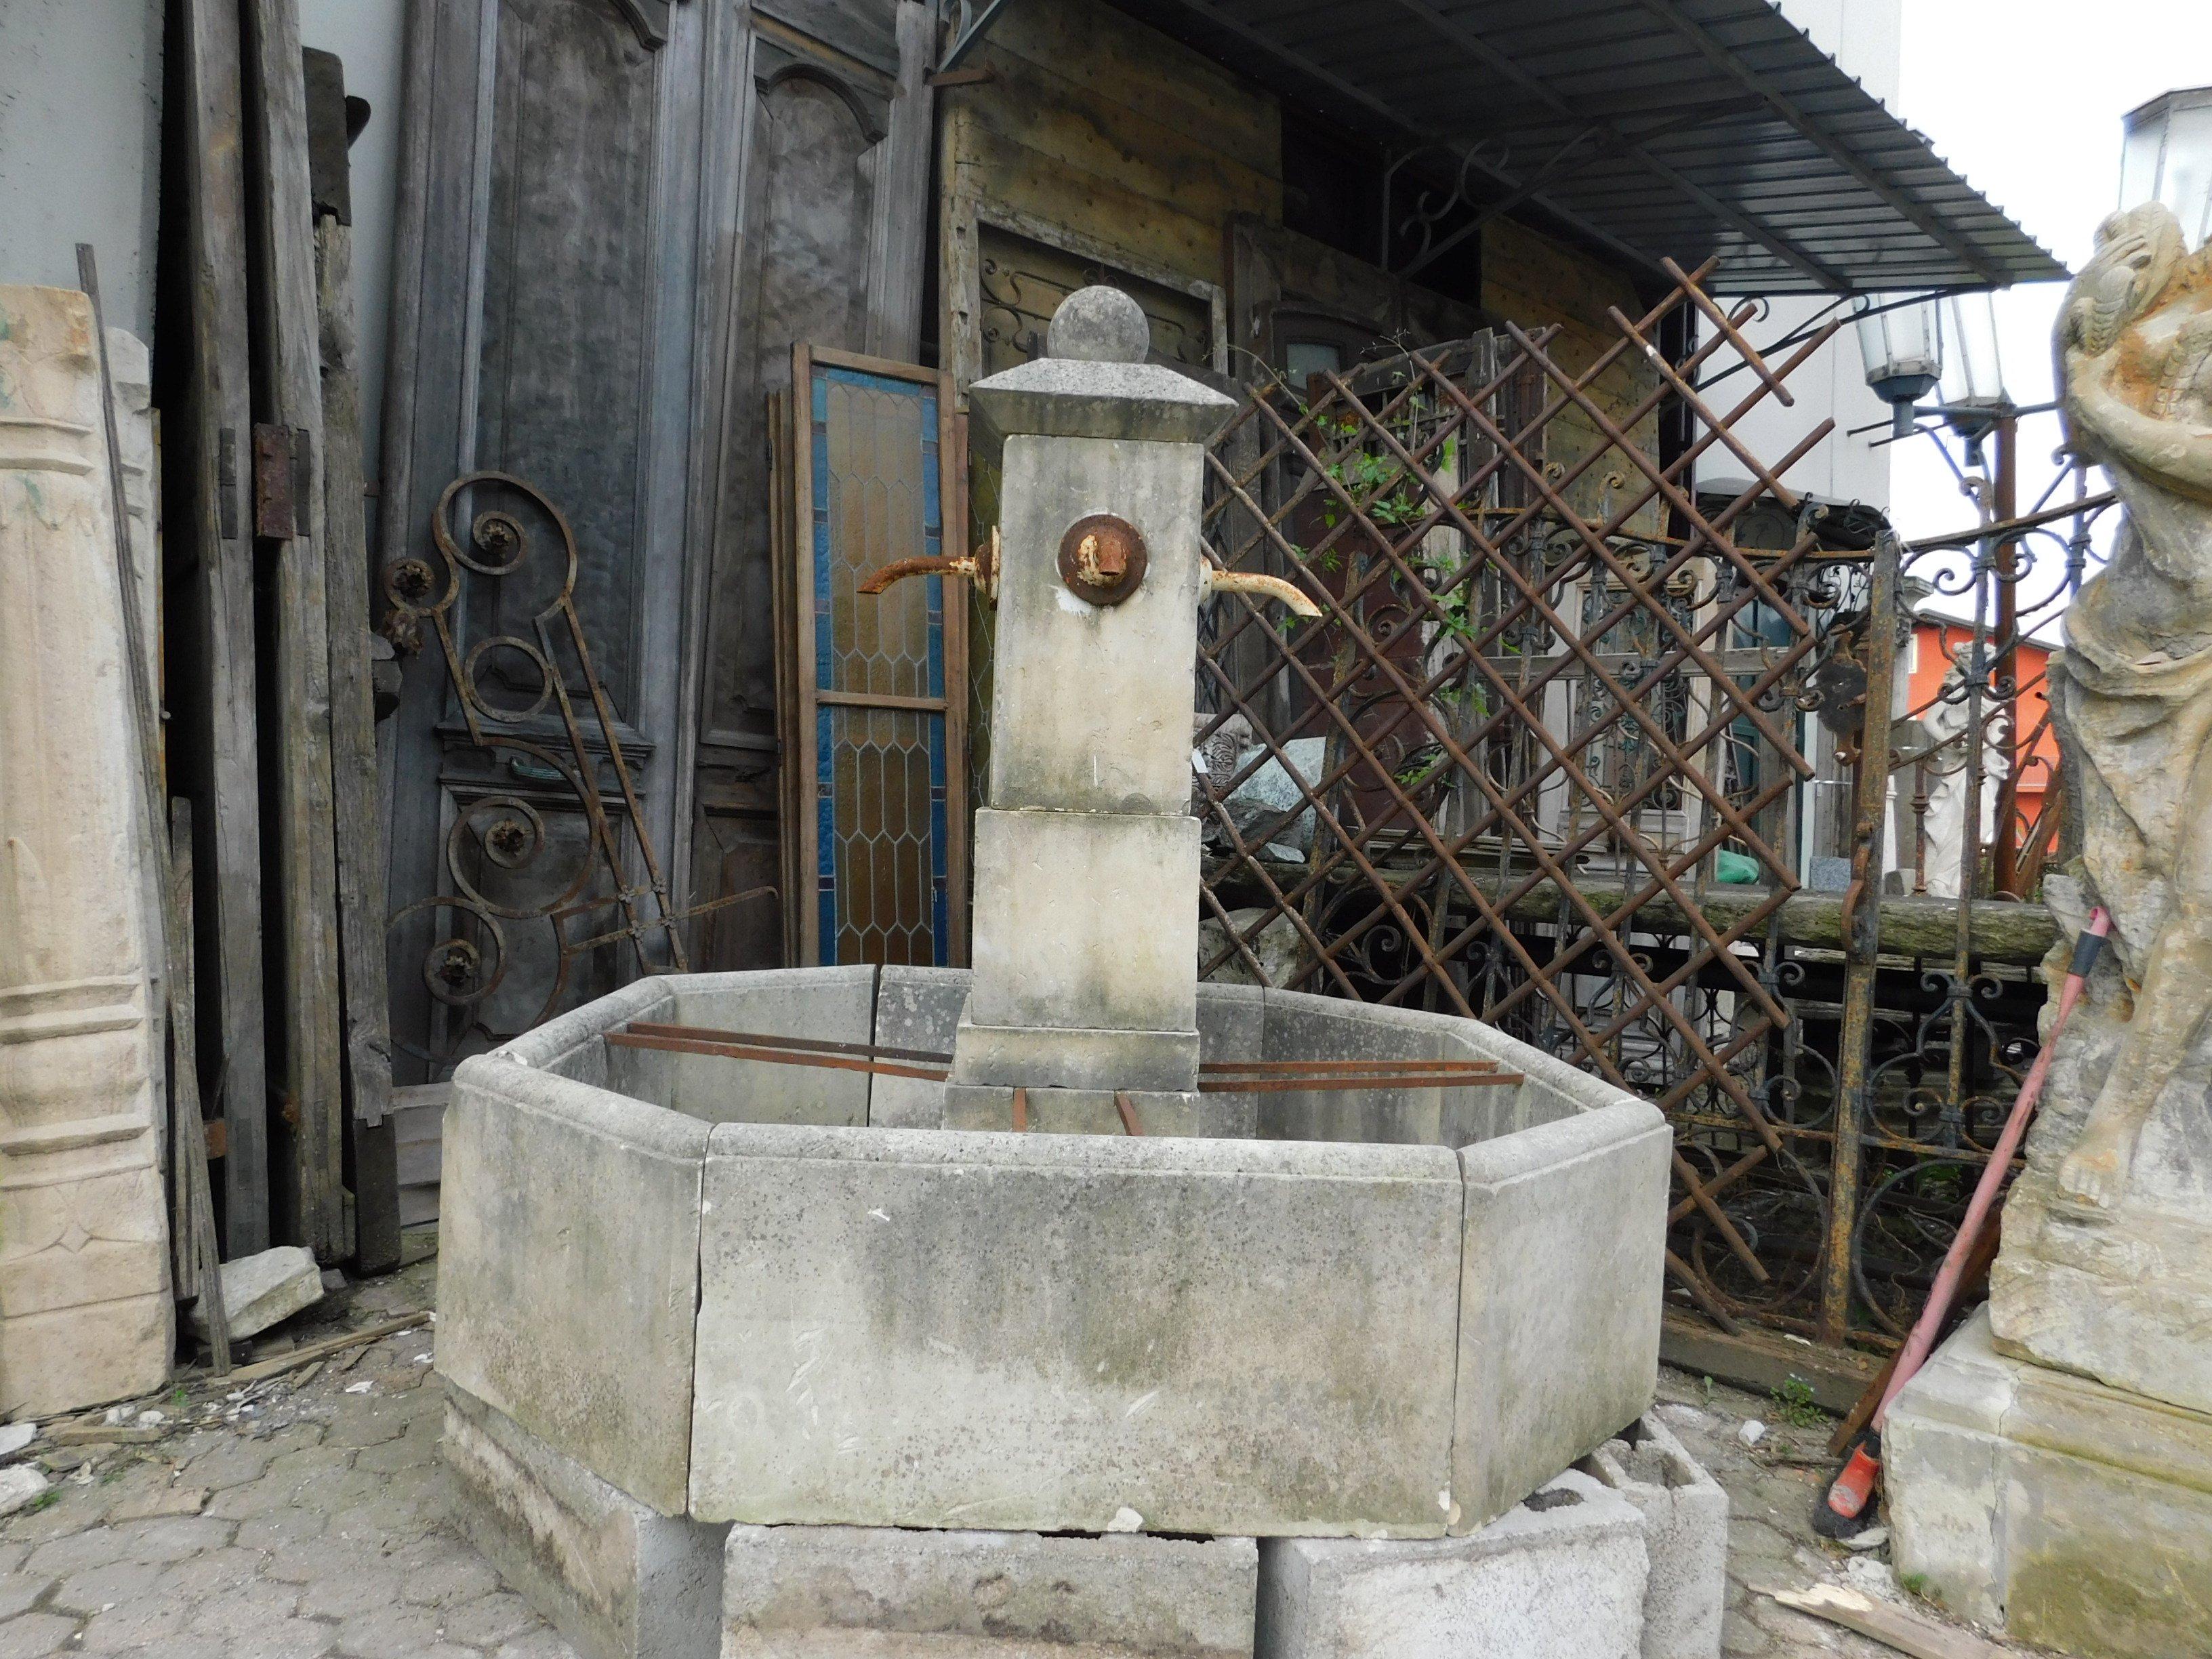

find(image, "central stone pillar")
[945,289,1235,1129]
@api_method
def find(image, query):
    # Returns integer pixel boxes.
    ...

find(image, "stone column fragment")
[0,285,173,1416]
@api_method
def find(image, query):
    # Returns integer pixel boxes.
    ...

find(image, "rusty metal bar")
[624,1021,951,1065]
[605,1029,949,1082]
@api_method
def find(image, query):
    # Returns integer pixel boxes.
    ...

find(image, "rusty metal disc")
[1057,514,1148,606]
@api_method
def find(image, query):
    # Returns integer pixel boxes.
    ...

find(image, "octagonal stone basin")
[437,968,1666,1545]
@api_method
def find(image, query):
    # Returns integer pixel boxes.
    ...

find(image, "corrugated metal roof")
[1100,0,2066,293]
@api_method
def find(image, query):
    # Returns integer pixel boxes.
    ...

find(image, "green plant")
[27,1490,57,1513]
[1771,1375,1827,1429]
[1901,1573,1929,1598]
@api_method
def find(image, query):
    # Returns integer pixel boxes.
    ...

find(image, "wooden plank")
[767,386,802,966]
[1660,1311,1884,1415]
[1762,1585,2010,1659]
[940,384,971,967]
[241,0,346,1258]
[863,0,935,362]
[170,0,272,1255]
[318,207,401,1274]
[792,345,826,966]
[167,803,207,1307]
[309,49,399,1271]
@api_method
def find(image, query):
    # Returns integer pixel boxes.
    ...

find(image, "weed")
[1771,1375,1827,1429]
[27,1490,57,1513]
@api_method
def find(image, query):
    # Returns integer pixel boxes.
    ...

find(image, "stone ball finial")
[1046,287,1151,365]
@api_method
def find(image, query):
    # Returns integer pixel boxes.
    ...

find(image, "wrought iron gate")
[1190,258,2066,1351]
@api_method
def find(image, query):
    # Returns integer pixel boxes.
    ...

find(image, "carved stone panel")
[0,287,173,1416]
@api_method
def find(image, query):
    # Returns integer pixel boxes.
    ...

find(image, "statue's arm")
[2067,350,2212,499]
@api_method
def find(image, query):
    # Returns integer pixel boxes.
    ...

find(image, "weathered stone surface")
[1888,1308,2212,1659]
[960,807,1202,1060]
[191,1246,323,1342]
[1987,204,2212,1420]
[605,969,876,1129]
[869,966,968,1129]
[981,441,1210,817]
[689,1122,1463,1537]
[0,1466,51,1519]
[1453,1103,1671,1530]
[969,356,1235,451]
[1583,1416,1727,1659]
[949,1015,1201,1094]
[720,1523,1257,1658]
[941,1084,1255,1139]
[1256,1470,1647,1659]
[444,1385,724,1659]
[438,1046,705,1516]
[0,286,171,1420]
[1046,285,1153,365]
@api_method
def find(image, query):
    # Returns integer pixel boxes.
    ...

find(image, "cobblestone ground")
[1,1235,2033,1658]
[0,1237,576,1659]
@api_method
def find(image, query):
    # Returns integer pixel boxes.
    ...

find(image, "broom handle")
[1872,907,2110,1432]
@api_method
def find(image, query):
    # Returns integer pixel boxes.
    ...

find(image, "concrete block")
[1255,1469,1647,1659]
[189,1246,322,1342]
[1452,1103,1670,1529]
[607,968,878,1128]
[1884,1311,2015,1630]
[982,434,1210,816]
[870,966,968,1129]
[949,1015,1202,1094]
[445,1384,726,1659]
[962,807,1202,1048]
[689,1122,1463,1537]
[438,1052,705,1514]
[1582,1415,1727,1659]
[942,1084,1256,1139]
[720,1523,1258,1657]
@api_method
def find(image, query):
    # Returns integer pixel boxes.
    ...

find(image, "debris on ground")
[191,1244,326,1341]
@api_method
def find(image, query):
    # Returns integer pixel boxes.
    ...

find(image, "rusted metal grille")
[1191,258,1927,1344]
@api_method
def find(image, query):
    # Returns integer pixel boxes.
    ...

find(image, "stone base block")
[443,1384,727,1659]
[1582,1416,1726,1659]
[949,1013,1201,1093]
[721,1523,1257,1656]
[943,1083,1256,1139]
[1886,1308,2212,1659]
[1256,1469,1647,1659]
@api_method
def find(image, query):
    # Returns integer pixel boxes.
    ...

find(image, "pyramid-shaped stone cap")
[970,285,1235,452]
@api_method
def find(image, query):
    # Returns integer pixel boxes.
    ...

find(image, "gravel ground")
[0,1234,2036,1658]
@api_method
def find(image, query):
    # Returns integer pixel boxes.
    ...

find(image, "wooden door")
[684,0,934,970]
[377,0,930,1076]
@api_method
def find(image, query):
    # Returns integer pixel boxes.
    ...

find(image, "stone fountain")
[436,288,1722,1659]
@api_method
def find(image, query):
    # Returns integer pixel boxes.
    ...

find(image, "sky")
[1882,1,2211,561]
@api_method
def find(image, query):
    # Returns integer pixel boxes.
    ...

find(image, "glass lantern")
[2121,85,2212,247]
[1938,291,2008,443]
[1853,293,1944,438]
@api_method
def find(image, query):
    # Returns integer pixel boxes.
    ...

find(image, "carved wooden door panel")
[684,0,933,970]
[380,0,932,1076]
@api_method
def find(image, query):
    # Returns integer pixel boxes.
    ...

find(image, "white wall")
[1712,0,1904,514]
[0,0,165,341]
[300,0,407,523]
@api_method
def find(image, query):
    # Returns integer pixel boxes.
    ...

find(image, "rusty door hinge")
[252,424,313,539]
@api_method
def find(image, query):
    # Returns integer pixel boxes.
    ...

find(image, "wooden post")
[309,44,403,1275]
[169,0,273,1255]
[1822,534,1902,1347]
[241,0,348,1258]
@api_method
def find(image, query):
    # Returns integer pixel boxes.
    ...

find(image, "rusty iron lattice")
[1187,257,1960,1347]
[380,472,769,1076]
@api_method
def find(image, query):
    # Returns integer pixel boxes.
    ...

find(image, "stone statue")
[2044,202,2212,1208]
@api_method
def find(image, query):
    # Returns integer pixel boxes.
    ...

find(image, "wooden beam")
[308,49,400,1274]
[1660,1311,1884,1415]
[171,0,272,1255]
[241,0,347,1258]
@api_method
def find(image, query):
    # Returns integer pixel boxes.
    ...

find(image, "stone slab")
[1582,1415,1727,1659]
[445,1383,727,1659]
[689,1122,1464,1537]
[981,434,1210,816]
[438,1042,705,1515]
[948,1016,1202,1093]
[941,1084,1256,1139]
[607,968,878,1129]
[870,966,970,1130]
[190,1245,323,1341]
[1452,1103,1671,1530]
[961,807,1202,1047]
[1255,1469,1647,1659]
[1887,1307,2212,1659]
[720,1523,1258,1658]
